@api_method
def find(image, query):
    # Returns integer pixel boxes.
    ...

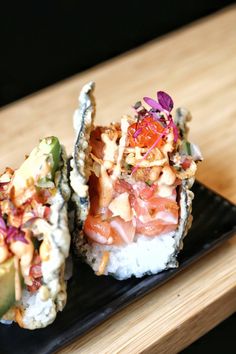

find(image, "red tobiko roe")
[128,116,165,148]
[130,90,178,149]
[130,90,179,174]
[131,127,168,175]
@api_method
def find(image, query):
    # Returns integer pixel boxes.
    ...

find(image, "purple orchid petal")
[143,97,163,111]
[157,91,174,112]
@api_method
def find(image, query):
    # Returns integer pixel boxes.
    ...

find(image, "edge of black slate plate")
[1,181,236,354]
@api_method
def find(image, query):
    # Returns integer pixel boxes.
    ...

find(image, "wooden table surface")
[1,5,236,354]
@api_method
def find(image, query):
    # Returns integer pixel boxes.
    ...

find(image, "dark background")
[0,0,235,107]
[1,1,236,352]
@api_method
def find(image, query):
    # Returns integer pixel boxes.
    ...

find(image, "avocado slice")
[12,136,61,199]
[0,257,16,318]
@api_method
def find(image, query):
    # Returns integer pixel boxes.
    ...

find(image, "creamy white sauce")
[84,231,178,279]
[98,165,113,208]
[101,132,118,164]
[70,158,89,198]
[111,117,130,181]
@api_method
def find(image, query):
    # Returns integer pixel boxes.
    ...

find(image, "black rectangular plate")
[1,182,236,354]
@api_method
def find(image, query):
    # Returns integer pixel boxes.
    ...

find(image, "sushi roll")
[71,82,202,279]
[0,137,71,329]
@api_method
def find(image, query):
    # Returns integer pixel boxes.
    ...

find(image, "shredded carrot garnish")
[96,251,110,276]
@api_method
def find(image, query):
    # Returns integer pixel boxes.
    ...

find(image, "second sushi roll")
[70,82,202,279]
[0,137,71,328]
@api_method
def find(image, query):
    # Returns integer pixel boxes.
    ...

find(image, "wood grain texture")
[1,5,236,354]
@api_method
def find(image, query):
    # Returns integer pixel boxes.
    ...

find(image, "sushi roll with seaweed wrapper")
[0,137,71,329]
[70,82,202,279]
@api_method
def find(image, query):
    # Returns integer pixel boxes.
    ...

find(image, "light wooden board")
[1,5,236,353]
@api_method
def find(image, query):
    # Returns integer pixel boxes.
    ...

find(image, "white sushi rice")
[81,181,194,280]
[18,291,57,329]
[84,232,179,279]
